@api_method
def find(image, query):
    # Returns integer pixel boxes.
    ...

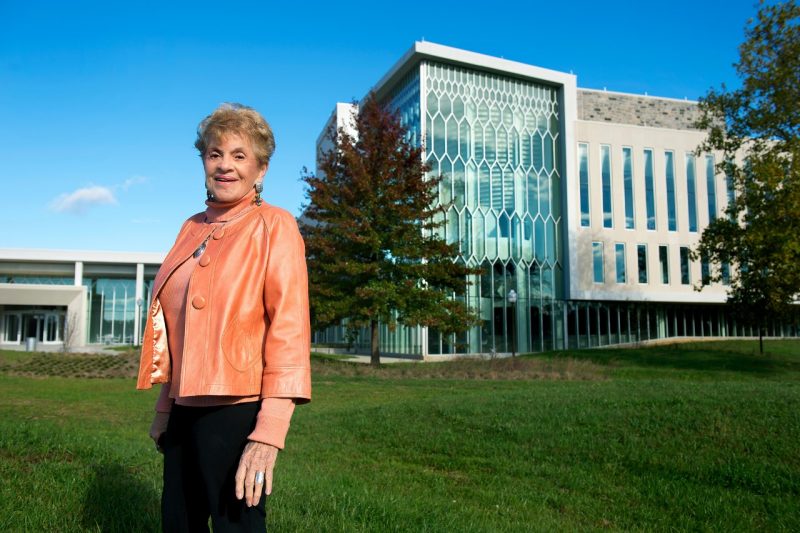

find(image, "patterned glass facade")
[421,60,563,354]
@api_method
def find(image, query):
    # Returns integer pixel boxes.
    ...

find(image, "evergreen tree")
[694,0,800,352]
[302,94,478,365]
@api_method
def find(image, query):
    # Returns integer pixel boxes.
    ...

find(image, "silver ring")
[254,471,265,484]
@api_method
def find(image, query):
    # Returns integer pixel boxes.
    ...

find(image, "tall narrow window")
[686,154,697,232]
[637,244,648,283]
[579,143,590,227]
[615,243,626,283]
[601,145,613,228]
[701,253,710,283]
[644,149,656,230]
[721,262,731,285]
[665,151,677,231]
[659,245,669,284]
[592,242,604,283]
[725,163,736,220]
[622,147,634,229]
[680,247,691,284]
[705,155,717,222]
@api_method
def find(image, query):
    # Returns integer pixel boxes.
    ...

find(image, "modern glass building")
[0,249,162,349]
[314,42,799,357]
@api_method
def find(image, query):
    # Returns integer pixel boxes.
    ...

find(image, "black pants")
[161,402,266,532]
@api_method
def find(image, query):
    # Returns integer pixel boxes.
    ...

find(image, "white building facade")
[313,42,798,357]
[0,249,163,349]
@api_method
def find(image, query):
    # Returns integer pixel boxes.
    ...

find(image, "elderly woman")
[137,103,311,531]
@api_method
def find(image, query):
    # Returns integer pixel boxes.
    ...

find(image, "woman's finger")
[234,451,250,501]
[236,442,279,506]
[252,467,266,506]
[248,448,273,506]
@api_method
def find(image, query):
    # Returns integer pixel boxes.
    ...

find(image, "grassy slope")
[0,340,798,532]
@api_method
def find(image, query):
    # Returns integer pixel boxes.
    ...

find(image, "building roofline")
[578,86,699,105]
[371,41,577,100]
[0,248,166,264]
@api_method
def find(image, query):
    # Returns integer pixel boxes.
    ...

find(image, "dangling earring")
[206,189,215,201]
[254,181,263,206]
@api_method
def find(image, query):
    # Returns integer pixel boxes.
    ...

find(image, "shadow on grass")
[81,463,160,532]
[548,340,800,378]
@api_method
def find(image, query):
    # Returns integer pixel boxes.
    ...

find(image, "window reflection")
[644,149,656,230]
[665,151,677,231]
[623,147,634,229]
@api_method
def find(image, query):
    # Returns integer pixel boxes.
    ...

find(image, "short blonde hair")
[194,103,275,166]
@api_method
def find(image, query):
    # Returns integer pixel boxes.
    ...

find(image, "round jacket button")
[192,295,207,309]
[199,255,211,267]
[213,228,225,240]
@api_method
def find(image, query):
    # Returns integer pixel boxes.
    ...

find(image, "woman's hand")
[149,412,170,453]
[235,441,279,506]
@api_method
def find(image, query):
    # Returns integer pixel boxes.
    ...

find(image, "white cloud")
[49,186,118,214]
[121,175,148,191]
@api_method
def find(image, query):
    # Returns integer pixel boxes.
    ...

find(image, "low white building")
[0,249,162,349]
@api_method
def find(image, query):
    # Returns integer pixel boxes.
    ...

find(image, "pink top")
[154,195,296,449]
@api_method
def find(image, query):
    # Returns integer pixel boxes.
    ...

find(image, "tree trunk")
[370,319,381,366]
[759,326,764,355]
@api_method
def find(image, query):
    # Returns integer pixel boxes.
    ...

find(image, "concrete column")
[74,261,83,286]
[420,325,429,360]
[68,289,88,347]
[134,263,144,346]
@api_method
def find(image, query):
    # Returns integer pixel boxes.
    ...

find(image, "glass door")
[25,314,43,342]
[2,313,22,343]
[43,313,61,343]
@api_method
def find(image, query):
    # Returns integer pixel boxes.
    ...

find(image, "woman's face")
[203,133,267,203]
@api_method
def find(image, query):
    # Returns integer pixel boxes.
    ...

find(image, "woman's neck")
[204,189,257,223]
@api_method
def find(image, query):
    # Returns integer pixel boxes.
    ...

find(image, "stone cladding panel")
[577,90,702,131]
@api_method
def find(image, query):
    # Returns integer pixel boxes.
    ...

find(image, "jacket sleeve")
[261,208,312,403]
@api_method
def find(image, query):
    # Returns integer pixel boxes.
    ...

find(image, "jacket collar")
[204,189,257,223]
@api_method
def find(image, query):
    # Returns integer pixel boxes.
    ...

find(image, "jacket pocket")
[221,316,260,372]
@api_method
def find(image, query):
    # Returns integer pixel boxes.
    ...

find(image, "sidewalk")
[339,354,419,364]
[314,346,420,364]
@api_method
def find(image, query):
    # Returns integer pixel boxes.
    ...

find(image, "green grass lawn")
[1,340,799,531]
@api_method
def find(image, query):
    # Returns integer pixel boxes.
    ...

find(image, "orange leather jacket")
[136,200,311,403]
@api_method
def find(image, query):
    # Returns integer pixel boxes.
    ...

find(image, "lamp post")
[135,298,143,347]
[507,289,517,357]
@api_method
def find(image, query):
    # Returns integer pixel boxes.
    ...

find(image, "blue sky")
[1,0,759,252]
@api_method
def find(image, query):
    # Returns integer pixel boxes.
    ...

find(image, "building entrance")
[1,310,64,345]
